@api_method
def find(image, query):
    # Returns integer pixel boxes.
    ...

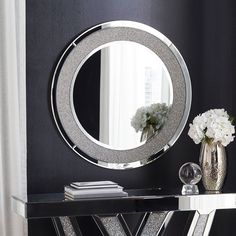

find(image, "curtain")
[99,42,172,149]
[0,0,27,235]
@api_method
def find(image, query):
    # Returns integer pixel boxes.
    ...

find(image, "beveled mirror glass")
[51,21,191,169]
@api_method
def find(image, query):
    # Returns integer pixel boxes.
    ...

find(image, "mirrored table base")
[52,212,173,236]
[51,211,215,236]
[51,211,216,236]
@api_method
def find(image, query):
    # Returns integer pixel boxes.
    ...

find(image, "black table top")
[12,188,236,219]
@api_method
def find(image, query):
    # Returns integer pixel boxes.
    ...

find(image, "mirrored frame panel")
[51,21,191,169]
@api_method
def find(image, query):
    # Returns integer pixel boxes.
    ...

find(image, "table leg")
[140,211,173,235]
[187,210,216,236]
[93,211,173,236]
[52,216,82,236]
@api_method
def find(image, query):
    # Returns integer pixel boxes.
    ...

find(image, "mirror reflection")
[73,41,173,150]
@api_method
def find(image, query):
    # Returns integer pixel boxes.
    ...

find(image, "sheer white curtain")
[0,0,27,235]
[100,43,146,149]
[99,42,172,149]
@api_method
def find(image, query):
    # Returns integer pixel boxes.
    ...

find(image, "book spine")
[64,186,124,195]
[70,184,121,190]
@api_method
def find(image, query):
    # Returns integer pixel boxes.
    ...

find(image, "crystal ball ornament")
[179,162,202,195]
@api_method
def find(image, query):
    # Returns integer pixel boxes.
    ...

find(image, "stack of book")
[64,181,128,199]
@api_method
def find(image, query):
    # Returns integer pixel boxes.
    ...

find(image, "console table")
[12,189,236,236]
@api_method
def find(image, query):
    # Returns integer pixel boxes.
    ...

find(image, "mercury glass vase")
[199,141,227,192]
[140,126,155,142]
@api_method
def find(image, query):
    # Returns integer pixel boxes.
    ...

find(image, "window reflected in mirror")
[73,41,173,150]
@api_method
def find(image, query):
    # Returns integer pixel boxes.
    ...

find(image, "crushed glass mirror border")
[51,21,191,169]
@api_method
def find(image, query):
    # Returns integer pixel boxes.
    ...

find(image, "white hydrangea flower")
[188,123,205,144]
[188,109,235,146]
[131,103,169,133]
[131,107,148,132]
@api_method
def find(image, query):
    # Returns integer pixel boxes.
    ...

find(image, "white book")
[65,191,128,200]
[64,186,124,196]
[70,181,118,190]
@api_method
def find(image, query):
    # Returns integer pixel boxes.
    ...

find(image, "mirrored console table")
[12,189,236,236]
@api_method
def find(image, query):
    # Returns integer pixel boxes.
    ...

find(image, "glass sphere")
[179,162,202,185]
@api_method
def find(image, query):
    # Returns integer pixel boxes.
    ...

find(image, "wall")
[26,0,236,235]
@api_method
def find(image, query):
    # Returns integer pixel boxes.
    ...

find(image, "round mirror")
[73,41,173,150]
[51,21,191,169]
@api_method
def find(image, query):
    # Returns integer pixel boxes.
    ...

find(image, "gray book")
[70,181,119,190]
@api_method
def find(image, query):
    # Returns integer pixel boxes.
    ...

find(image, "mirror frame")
[51,21,191,169]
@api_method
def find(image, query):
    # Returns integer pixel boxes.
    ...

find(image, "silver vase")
[140,126,155,142]
[199,142,227,192]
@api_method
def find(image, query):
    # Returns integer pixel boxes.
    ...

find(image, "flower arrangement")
[131,103,169,137]
[188,109,235,146]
